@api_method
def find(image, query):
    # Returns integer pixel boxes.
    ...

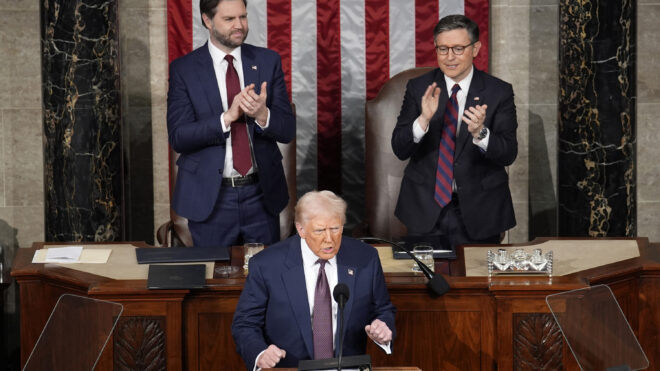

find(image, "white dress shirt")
[207,40,271,178]
[412,66,490,150]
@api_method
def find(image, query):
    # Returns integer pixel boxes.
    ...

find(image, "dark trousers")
[407,195,501,249]
[188,183,280,248]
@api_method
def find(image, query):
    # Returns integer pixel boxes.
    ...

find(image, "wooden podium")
[11,238,660,370]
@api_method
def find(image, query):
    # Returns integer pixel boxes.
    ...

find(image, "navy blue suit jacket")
[392,68,517,239]
[232,235,396,370]
[167,43,295,222]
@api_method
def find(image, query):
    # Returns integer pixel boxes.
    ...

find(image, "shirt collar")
[300,238,337,268]
[444,65,474,95]
[207,39,242,64]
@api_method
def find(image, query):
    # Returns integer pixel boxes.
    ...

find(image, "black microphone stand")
[298,284,372,371]
[359,236,450,296]
[336,293,346,371]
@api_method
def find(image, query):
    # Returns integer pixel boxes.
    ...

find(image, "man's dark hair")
[200,0,247,27]
[433,14,479,43]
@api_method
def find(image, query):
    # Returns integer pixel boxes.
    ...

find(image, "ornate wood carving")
[513,313,563,370]
[114,316,166,370]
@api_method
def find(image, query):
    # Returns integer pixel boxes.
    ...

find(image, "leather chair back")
[364,67,433,241]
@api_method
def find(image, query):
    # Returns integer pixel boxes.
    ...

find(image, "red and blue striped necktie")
[434,84,461,207]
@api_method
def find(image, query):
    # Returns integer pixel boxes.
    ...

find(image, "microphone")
[333,283,350,309]
[359,237,450,297]
[299,283,372,370]
[333,284,350,371]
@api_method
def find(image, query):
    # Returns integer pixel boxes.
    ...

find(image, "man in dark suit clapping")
[392,14,518,248]
[167,0,295,248]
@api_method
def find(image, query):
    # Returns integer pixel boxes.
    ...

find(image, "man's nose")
[323,229,333,239]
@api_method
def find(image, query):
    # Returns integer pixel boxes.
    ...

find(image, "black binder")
[147,264,206,289]
[135,246,229,264]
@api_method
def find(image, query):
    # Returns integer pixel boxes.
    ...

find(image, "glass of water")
[243,243,264,274]
[412,244,434,273]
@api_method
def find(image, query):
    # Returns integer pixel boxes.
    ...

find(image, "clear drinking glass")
[243,242,264,273]
[412,244,434,273]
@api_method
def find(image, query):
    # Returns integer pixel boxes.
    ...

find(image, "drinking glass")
[243,243,264,273]
[412,244,434,273]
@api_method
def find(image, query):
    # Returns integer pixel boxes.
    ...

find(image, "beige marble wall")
[149,2,171,243]
[119,0,170,243]
[637,1,660,242]
[0,0,44,250]
[491,0,559,243]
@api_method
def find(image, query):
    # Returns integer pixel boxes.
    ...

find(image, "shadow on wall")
[120,12,154,244]
[528,110,557,240]
[0,219,20,371]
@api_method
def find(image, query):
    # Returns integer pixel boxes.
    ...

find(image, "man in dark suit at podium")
[232,191,396,370]
[392,14,518,248]
[167,0,295,248]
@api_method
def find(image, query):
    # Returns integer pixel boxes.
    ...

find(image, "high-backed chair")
[363,67,433,241]
[157,108,297,247]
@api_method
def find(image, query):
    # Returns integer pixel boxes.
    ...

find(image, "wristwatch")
[477,126,488,140]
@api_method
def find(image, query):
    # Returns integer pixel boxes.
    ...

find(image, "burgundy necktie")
[224,54,252,176]
[435,84,461,207]
[313,259,333,359]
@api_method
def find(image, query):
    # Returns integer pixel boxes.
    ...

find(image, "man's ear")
[295,222,304,237]
[472,40,482,58]
[202,13,212,30]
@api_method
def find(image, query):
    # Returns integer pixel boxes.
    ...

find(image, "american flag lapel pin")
[252,65,257,70]
[348,269,354,276]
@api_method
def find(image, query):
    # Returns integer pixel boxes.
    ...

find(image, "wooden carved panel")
[513,313,562,370]
[114,316,166,370]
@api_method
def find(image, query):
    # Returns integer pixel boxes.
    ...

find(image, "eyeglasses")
[311,226,343,236]
[435,41,476,56]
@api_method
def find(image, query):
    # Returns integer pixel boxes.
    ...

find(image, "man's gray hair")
[433,14,479,43]
[295,190,347,226]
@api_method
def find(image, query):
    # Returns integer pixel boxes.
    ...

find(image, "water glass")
[243,243,264,273]
[412,244,434,273]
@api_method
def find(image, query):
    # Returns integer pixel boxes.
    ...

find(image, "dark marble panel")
[558,0,636,237]
[41,0,123,241]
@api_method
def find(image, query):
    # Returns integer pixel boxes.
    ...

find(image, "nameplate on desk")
[147,264,206,289]
[135,247,230,264]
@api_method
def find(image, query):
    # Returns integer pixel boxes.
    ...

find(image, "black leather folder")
[135,246,229,264]
[147,264,206,289]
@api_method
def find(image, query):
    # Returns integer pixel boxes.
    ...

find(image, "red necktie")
[435,84,461,207]
[313,259,333,359]
[224,54,252,176]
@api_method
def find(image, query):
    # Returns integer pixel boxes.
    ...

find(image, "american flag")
[167,0,489,226]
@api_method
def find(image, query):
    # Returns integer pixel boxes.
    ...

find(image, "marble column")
[41,0,123,241]
[558,0,636,237]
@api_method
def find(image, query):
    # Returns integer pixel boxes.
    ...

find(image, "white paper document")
[45,246,83,262]
[32,247,112,264]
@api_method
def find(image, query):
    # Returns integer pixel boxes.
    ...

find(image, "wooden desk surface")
[10,237,660,371]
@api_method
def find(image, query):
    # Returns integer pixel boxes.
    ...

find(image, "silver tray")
[487,248,553,277]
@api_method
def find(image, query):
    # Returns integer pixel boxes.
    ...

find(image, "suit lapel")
[195,43,223,115]
[455,67,484,159]
[335,246,357,355]
[429,70,450,148]
[281,236,315,358]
